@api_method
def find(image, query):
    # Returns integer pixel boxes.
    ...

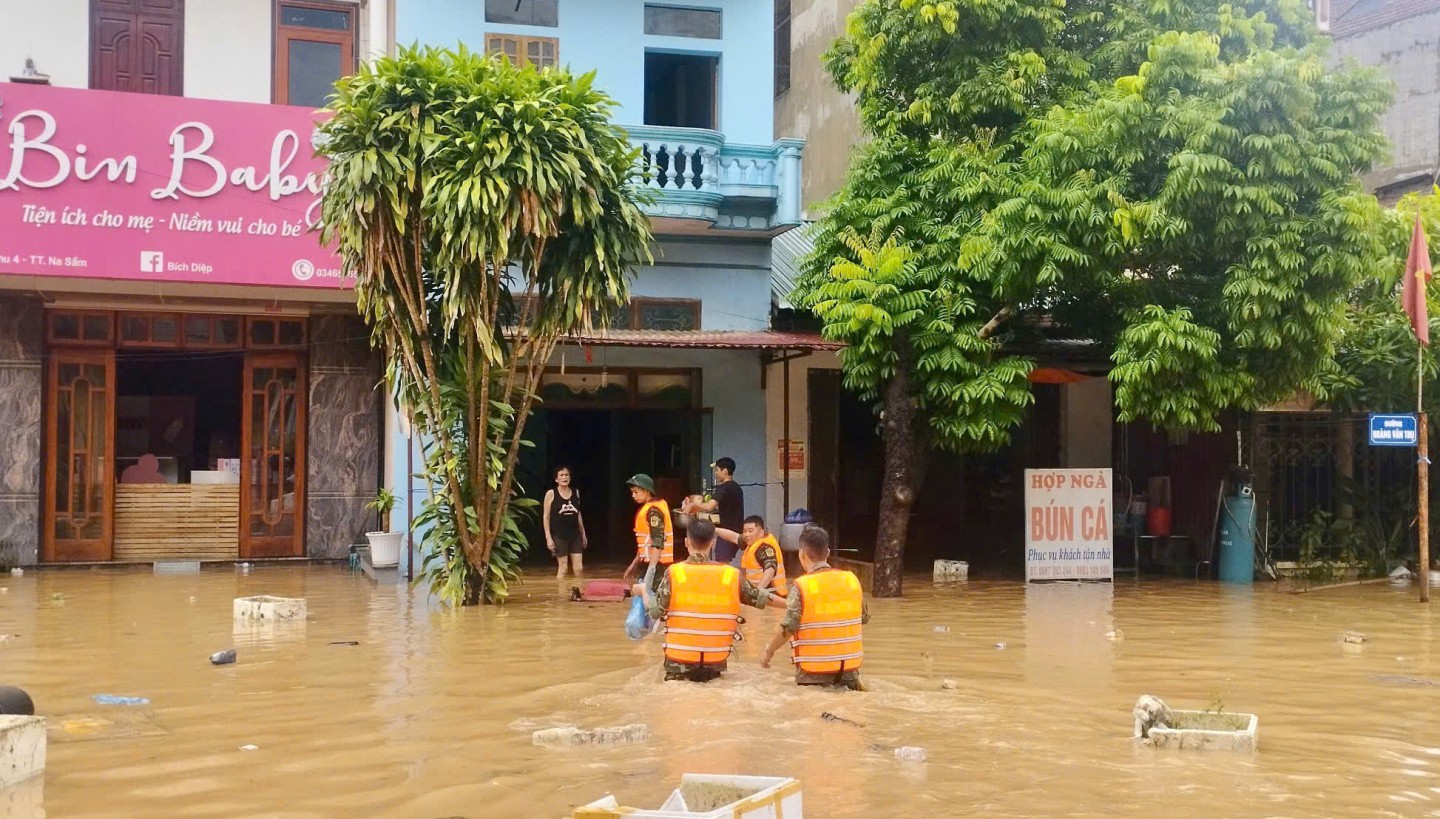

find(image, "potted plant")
[365,488,403,567]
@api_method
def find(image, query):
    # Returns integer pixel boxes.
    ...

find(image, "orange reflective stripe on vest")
[663,563,741,666]
[791,569,863,675]
[634,500,674,564]
[741,534,787,596]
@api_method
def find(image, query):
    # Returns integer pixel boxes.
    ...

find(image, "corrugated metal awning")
[559,329,842,351]
[771,221,816,309]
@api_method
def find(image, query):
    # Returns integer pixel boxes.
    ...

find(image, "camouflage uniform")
[638,504,669,593]
[780,562,870,688]
[647,552,771,681]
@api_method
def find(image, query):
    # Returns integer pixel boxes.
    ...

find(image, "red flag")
[1404,212,1432,346]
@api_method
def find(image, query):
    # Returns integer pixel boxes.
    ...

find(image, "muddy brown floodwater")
[2,566,1439,817]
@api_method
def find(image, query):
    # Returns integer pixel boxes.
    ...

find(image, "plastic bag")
[624,595,652,641]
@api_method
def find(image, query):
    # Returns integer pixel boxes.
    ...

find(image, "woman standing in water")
[543,465,588,578]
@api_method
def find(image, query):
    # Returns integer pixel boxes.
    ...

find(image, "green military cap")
[626,473,656,493]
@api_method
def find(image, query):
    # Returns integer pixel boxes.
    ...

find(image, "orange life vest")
[791,569,864,675]
[741,534,787,596]
[634,499,674,564]
[663,563,741,666]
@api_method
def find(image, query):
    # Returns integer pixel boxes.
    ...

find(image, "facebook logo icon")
[140,252,164,273]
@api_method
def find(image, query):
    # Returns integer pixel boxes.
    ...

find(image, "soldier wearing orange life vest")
[632,519,786,682]
[622,473,673,593]
[761,525,868,690]
[716,515,787,597]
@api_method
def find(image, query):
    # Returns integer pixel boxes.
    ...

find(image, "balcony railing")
[622,125,804,232]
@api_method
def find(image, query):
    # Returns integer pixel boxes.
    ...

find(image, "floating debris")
[209,649,237,665]
[532,723,650,748]
[1341,632,1367,645]
[895,746,928,762]
[1106,629,1125,642]
[1374,674,1440,687]
[994,642,1007,650]
[941,679,958,690]
[932,625,950,633]
[92,694,149,706]
[821,712,865,727]
[239,744,259,751]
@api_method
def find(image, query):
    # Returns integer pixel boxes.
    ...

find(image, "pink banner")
[0,82,349,290]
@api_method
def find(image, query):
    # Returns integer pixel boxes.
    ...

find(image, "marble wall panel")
[0,296,43,564]
[306,314,381,559]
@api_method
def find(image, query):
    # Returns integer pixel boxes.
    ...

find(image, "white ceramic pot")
[366,531,403,567]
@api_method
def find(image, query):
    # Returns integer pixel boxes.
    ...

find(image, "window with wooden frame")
[632,298,700,331]
[274,0,357,107]
[118,312,182,348]
[47,310,114,346]
[247,317,308,349]
[486,33,559,69]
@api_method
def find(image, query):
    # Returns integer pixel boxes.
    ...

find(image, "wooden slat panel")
[114,484,239,561]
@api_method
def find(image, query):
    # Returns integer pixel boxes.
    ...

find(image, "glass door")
[240,353,307,558]
[44,350,115,561]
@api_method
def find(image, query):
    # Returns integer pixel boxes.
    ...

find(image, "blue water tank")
[1218,489,1256,584]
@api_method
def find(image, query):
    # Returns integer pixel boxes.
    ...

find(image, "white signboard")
[1024,468,1114,582]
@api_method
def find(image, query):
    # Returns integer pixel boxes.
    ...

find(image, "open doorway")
[112,350,245,560]
[524,408,706,566]
[116,350,243,483]
[644,52,718,130]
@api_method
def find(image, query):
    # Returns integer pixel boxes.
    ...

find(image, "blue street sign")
[1369,414,1419,447]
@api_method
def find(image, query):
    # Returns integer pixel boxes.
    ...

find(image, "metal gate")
[1253,413,1413,561]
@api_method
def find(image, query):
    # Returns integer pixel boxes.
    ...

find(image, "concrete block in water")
[233,596,306,622]
[532,723,649,748]
[933,560,968,581]
[0,716,46,787]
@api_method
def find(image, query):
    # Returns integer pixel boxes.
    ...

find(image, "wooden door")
[91,0,185,95]
[240,353,307,558]
[44,350,116,562]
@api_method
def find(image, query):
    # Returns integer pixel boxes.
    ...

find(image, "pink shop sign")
[0,82,349,289]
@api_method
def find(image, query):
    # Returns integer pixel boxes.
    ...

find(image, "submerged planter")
[233,595,306,622]
[1134,696,1257,752]
[365,532,403,568]
[575,774,802,818]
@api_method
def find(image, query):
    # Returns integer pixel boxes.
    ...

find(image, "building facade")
[386,0,815,565]
[1329,0,1440,203]
[0,0,393,565]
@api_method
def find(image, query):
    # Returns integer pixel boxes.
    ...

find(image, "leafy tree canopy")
[319,46,652,603]
[800,0,1393,438]
[795,0,1393,596]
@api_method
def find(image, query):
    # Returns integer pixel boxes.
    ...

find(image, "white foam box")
[575,774,802,818]
[933,560,968,581]
[0,716,46,787]
[233,595,306,621]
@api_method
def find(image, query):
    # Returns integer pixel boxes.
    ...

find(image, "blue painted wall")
[640,237,772,330]
[396,0,777,145]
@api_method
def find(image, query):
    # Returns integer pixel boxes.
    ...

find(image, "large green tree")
[795,0,1392,596]
[320,47,651,604]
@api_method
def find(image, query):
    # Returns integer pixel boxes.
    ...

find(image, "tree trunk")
[874,351,923,598]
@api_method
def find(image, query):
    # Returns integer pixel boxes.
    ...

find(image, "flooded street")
[2,566,1439,817]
